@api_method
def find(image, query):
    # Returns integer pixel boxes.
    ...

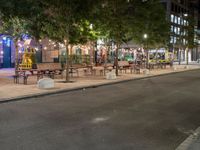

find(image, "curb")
[0,68,200,104]
[176,127,200,150]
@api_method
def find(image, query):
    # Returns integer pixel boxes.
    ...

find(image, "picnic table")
[14,68,61,84]
[14,69,43,84]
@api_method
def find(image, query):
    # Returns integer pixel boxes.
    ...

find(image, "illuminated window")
[183,38,186,44]
[184,20,187,26]
[178,17,181,24]
[177,27,180,35]
[170,36,174,43]
[174,27,177,34]
[171,25,174,32]
[171,14,174,22]
[174,16,177,24]
[174,37,177,43]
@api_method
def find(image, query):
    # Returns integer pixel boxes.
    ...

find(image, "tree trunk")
[65,41,70,82]
[178,49,181,65]
[146,49,149,69]
[92,41,96,65]
[115,43,119,76]
[69,44,73,66]
[14,40,19,75]
[155,48,158,64]
[186,47,189,65]
[105,44,109,65]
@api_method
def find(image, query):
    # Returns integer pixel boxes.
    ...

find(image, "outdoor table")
[148,62,156,70]
[15,70,33,84]
[68,67,79,77]
[15,69,55,84]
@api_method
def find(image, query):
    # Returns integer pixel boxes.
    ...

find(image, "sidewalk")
[176,127,200,150]
[0,64,200,102]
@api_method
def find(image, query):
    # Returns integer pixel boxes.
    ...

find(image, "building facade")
[161,0,200,62]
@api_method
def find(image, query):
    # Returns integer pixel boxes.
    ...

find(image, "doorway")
[3,37,12,68]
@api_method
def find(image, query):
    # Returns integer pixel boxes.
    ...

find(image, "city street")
[1,70,200,150]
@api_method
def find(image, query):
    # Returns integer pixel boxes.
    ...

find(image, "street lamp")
[143,34,148,68]
[144,34,148,39]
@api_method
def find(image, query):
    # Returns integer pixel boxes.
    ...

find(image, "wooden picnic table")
[14,68,58,84]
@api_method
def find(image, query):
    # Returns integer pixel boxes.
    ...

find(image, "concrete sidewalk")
[0,64,200,102]
[176,127,200,150]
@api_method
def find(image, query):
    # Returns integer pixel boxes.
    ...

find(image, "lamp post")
[143,34,148,68]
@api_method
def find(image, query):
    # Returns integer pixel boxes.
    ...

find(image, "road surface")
[1,70,200,150]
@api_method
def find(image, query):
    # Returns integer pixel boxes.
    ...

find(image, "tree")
[92,0,134,76]
[92,0,169,73]
[130,0,170,66]
[0,16,28,74]
[185,15,196,65]
[38,0,97,82]
[0,0,48,73]
[0,0,97,81]
[132,0,169,47]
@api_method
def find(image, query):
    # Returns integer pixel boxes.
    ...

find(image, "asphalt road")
[1,70,200,150]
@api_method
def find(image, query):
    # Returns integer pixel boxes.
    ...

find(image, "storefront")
[0,36,15,68]
[40,39,94,65]
[0,35,42,69]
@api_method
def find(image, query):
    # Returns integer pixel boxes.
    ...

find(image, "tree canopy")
[0,0,171,75]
